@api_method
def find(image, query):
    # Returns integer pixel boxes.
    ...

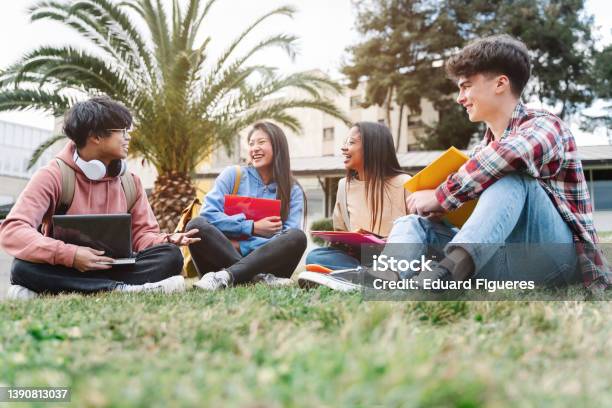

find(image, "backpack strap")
[54,158,137,214]
[55,158,75,215]
[337,178,351,231]
[120,172,138,212]
[232,165,242,195]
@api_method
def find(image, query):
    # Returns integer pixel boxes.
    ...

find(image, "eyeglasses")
[106,128,131,139]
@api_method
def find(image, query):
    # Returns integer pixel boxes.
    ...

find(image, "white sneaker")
[252,273,294,287]
[297,270,362,292]
[7,284,39,300]
[193,270,231,291]
[117,275,186,294]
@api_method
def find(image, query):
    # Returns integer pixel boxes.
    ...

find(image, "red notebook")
[224,195,281,221]
[310,231,386,246]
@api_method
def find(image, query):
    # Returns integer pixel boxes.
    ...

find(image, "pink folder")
[310,231,386,246]
[224,195,281,221]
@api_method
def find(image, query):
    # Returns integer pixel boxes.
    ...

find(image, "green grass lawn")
[1,285,611,407]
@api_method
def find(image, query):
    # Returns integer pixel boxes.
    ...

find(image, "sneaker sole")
[304,264,333,274]
[297,271,361,292]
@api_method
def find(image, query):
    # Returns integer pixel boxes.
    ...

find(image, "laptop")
[52,214,136,265]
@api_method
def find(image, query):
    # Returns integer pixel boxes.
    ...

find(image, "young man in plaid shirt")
[299,34,610,292]
[398,34,610,291]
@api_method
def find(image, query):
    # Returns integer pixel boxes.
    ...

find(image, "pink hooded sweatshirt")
[0,142,166,267]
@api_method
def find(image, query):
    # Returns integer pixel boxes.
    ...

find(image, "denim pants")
[305,246,362,270]
[11,243,184,294]
[187,217,307,284]
[384,173,579,284]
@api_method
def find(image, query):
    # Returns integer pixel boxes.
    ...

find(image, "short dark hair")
[63,96,132,148]
[445,34,531,97]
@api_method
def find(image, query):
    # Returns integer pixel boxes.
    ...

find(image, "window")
[590,169,612,210]
[322,127,335,156]
[349,95,361,109]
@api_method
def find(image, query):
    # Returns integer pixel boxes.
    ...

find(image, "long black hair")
[346,121,406,234]
[248,122,305,222]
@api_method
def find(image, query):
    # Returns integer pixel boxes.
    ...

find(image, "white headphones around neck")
[73,150,127,181]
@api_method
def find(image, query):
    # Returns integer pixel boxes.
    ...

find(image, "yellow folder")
[404,146,477,227]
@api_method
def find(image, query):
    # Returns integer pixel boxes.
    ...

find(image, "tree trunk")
[385,88,393,127]
[149,171,197,232]
[396,103,404,152]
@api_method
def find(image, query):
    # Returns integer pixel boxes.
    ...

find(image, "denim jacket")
[201,165,304,255]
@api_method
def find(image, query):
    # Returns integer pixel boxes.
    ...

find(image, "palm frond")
[191,0,217,40]
[209,5,296,79]
[0,89,75,115]
[139,0,171,79]
[171,0,182,43]
[70,0,157,85]
[176,0,199,50]
[240,72,344,106]
[197,64,277,117]
[198,32,299,109]
[29,1,154,87]
[3,47,142,104]
[28,133,66,169]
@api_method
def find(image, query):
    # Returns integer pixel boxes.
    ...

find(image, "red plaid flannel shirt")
[435,102,610,291]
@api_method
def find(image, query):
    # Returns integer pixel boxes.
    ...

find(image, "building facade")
[0,120,56,206]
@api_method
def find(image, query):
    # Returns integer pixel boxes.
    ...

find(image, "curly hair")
[445,34,531,97]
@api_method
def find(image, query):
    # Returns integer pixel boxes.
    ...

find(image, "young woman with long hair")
[305,121,410,270]
[187,122,307,290]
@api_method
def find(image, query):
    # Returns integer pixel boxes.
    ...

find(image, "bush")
[309,218,333,246]
[0,204,13,220]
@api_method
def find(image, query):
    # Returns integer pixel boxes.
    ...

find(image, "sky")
[0,0,610,140]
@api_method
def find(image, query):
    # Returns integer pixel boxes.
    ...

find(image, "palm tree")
[0,0,347,231]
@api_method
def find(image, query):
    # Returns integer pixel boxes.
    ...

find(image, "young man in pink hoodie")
[0,97,199,299]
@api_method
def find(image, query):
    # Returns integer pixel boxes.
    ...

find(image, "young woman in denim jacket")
[188,122,306,290]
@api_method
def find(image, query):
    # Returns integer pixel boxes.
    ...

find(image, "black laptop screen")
[52,214,133,259]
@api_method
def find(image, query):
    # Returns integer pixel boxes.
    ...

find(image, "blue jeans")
[385,173,579,284]
[305,247,361,270]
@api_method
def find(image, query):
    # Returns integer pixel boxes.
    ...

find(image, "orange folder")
[224,195,281,221]
[404,146,477,227]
